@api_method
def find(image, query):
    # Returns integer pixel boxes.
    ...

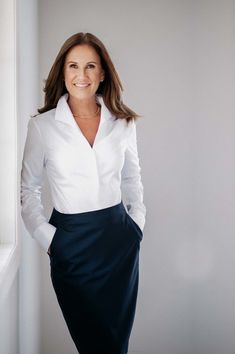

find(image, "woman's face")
[63,44,105,100]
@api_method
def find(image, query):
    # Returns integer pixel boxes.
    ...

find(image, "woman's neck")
[67,94,99,117]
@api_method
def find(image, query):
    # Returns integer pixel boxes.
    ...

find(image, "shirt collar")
[55,92,113,126]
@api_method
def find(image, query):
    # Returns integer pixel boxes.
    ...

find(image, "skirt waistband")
[50,200,126,226]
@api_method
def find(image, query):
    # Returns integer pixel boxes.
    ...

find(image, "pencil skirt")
[48,200,143,354]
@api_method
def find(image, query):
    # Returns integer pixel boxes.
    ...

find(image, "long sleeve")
[121,120,146,232]
[20,118,56,253]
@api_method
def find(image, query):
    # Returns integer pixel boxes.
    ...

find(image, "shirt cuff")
[33,222,57,253]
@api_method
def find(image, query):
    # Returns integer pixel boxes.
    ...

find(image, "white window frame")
[0,0,20,303]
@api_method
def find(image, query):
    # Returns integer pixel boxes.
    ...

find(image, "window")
[0,0,19,301]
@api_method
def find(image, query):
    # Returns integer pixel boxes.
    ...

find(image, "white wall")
[18,0,41,353]
[191,1,235,354]
[38,1,235,354]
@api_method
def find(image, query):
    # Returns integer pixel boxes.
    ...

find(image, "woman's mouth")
[74,83,90,88]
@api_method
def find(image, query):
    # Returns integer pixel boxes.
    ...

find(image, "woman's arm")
[20,118,56,253]
[121,120,146,232]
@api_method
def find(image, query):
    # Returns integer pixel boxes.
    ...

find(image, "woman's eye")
[69,64,95,69]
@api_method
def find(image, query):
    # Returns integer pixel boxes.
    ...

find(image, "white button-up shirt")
[21,93,146,252]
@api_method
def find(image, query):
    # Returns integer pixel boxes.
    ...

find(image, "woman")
[21,32,146,354]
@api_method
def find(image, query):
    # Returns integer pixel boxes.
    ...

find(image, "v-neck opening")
[73,112,102,151]
[55,93,114,151]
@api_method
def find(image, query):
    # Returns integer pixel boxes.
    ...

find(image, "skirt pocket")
[48,227,60,257]
[125,212,143,242]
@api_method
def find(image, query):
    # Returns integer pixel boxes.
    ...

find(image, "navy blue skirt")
[48,200,143,354]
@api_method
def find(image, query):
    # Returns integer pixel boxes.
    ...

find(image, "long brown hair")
[34,32,141,122]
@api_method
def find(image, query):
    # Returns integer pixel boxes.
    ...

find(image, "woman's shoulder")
[30,108,56,127]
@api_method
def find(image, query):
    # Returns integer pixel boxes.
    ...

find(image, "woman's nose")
[76,69,87,80]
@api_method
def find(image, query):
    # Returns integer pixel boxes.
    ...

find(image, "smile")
[74,83,90,88]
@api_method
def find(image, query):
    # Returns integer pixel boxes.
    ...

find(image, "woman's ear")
[101,70,105,82]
